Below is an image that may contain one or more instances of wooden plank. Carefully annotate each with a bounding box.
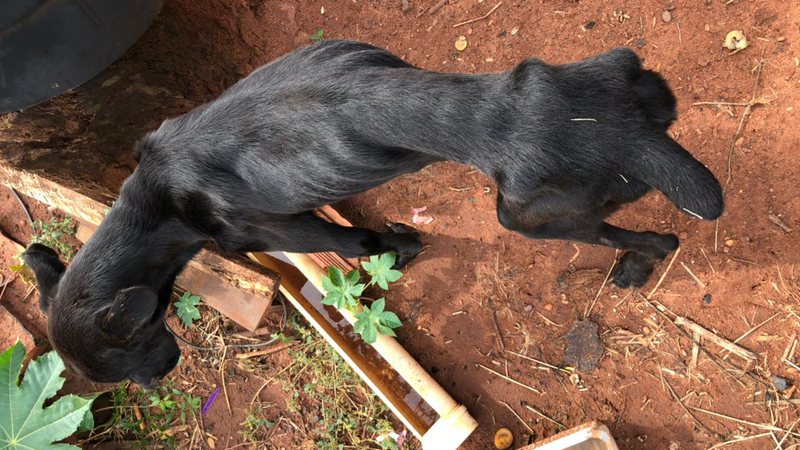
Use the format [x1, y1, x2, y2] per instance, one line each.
[0, 164, 279, 331]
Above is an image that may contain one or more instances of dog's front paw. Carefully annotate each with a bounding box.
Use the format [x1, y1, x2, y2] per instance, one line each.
[612, 252, 654, 288]
[386, 222, 422, 269]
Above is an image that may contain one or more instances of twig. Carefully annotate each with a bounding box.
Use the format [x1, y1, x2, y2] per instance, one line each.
[680, 262, 706, 288]
[647, 246, 681, 299]
[693, 101, 753, 107]
[218, 338, 232, 413]
[499, 400, 534, 433]
[492, 310, 506, 351]
[700, 248, 716, 273]
[707, 433, 772, 449]
[453, 2, 502, 28]
[235, 343, 296, 359]
[724, 52, 766, 192]
[689, 406, 800, 438]
[427, 0, 447, 15]
[523, 403, 565, 429]
[584, 251, 618, 318]
[767, 214, 793, 233]
[506, 350, 571, 373]
[674, 316, 757, 361]
[731, 312, 779, 346]
[662, 377, 721, 439]
[477, 363, 542, 394]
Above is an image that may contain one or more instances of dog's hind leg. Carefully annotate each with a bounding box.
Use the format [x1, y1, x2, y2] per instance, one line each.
[229, 213, 423, 268]
[497, 193, 678, 288]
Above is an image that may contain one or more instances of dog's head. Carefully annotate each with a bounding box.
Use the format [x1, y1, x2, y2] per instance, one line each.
[22, 243, 181, 388]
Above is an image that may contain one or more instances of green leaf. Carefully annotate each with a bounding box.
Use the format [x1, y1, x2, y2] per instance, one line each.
[174, 292, 202, 328]
[0, 342, 95, 450]
[352, 299, 402, 344]
[361, 253, 403, 290]
[378, 311, 402, 330]
[311, 29, 324, 42]
[321, 268, 364, 311]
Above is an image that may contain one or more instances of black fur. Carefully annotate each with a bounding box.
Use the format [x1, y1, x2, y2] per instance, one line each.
[23, 41, 723, 386]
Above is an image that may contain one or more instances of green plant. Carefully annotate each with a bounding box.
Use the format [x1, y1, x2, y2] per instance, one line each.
[108, 380, 200, 449]
[0, 342, 96, 450]
[354, 298, 403, 343]
[239, 403, 275, 444]
[321, 253, 404, 344]
[174, 292, 202, 327]
[311, 29, 324, 42]
[362, 253, 403, 290]
[31, 216, 77, 260]
[278, 315, 401, 449]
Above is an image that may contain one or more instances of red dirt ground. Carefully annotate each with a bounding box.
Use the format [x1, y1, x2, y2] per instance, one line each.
[1, 1, 799, 449]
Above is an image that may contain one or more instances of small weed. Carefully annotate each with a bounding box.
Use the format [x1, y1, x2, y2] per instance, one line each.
[240, 402, 275, 444]
[311, 29, 325, 42]
[276, 315, 403, 448]
[32, 216, 77, 260]
[321, 252, 404, 344]
[107, 380, 200, 449]
[174, 292, 202, 327]
[10, 216, 77, 286]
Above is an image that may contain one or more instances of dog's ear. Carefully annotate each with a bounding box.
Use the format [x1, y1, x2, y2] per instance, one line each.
[21, 243, 66, 314]
[101, 286, 159, 341]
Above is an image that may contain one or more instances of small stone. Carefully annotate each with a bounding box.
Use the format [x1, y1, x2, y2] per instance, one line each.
[510, 26, 519, 35]
[524, 304, 533, 313]
[669, 442, 681, 450]
[467, 196, 476, 203]
[635, 38, 646, 48]
[485, 57, 494, 62]
[207, 437, 217, 449]
[642, 326, 651, 335]
[725, 239, 734, 247]
[776, 36, 786, 42]
[544, 304, 553, 311]
[582, 21, 596, 31]
[564, 320, 604, 372]
[772, 375, 792, 392]
[455, 36, 468, 51]
[320, 6, 325, 14]
[494, 427, 514, 449]
[703, 293, 713, 304]
[679, 232, 689, 240]
[662, 10, 672, 23]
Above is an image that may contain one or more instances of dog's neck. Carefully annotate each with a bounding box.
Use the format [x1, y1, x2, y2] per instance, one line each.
[59, 171, 205, 308]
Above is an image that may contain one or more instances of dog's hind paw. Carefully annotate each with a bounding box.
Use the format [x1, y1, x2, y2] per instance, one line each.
[385, 222, 422, 269]
[611, 251, 654, 288]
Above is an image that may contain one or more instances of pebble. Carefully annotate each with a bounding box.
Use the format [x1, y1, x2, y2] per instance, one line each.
[511, 26, 519, 35]
[776, 36, 786, 42]
[544, 303, 553, 311]
[662, 10, 672, 23]
[724, 239, 734, 247]
[635, 38, 646, 48]
[772, 375, 792, 392]
[524, 304, 533, 313]
[703, 293, 713, 304]
[494, 427, 514, 449]
[455, 36, 468, 51]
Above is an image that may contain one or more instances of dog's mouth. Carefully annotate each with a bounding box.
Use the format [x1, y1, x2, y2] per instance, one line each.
[132, 353, 181, 389]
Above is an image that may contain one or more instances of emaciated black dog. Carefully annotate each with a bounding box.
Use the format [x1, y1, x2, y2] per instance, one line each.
[23, 40, 723, 387]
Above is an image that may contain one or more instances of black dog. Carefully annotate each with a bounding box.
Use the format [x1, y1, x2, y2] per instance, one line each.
[23, 40, 722, 387]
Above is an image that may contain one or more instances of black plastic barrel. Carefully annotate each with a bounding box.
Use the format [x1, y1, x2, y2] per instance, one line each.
[0, 0, 163, 113]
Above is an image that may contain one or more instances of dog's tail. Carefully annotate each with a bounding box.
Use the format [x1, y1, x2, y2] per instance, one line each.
[626, 134, 724, 220]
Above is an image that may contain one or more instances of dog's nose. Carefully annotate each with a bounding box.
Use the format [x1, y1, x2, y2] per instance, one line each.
[132, 375, 160, 390]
